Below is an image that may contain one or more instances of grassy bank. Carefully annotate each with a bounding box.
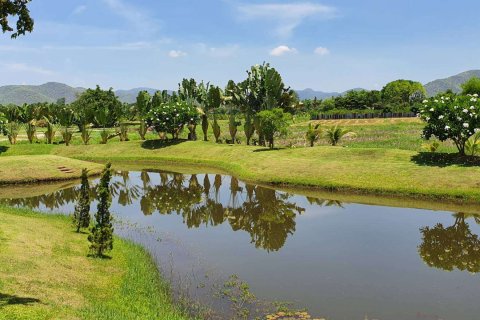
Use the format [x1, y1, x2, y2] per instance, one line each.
[0, 207, 189, 320]
[0, 138, 477, 202]
[0, 155, 102, 185]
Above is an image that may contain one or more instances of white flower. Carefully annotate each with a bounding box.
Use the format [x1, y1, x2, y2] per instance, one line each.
[445, 97, 450, 100]
[463, 123, 469, 128]
[438, 115, 444, 119]
[471, 106, 475, 110]
[430, 108, 435, 112]
[454, 106, 459, 109]
[457, 117, 462, 121]
[441, 96, 445, 100]
[434, 99, 439, 103]
[426, 117, 430, 121]
[445, 125, 450, 130]
[422, 100, 428, 103]
[463, 109, 469, 113]
[474, 94, 479, 97]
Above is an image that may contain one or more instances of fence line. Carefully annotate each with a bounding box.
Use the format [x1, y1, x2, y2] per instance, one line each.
[311, 112, 417, 120]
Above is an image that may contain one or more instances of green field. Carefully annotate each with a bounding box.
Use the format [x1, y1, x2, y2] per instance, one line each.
[0, 207, 189, 320]
[0, 118, 478, 202]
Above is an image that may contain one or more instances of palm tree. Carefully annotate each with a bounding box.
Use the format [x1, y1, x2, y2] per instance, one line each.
[325, 125, 355, 146]
[305, 123, 321, 147]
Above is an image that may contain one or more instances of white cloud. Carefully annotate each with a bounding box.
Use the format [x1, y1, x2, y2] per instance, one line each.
[314, 46, 330, 56]
[237, 2, 336, 37]
[270, 45, 298, 56]
[72, 5, 87, 15]
[2, 63, 54, 75]
[169, 50, 187, 58]
[102, 0, 160, 34]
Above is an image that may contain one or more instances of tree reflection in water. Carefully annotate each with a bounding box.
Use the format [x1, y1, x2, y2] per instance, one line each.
[0, 171, 347, 252]
[419, 213, 480, 273]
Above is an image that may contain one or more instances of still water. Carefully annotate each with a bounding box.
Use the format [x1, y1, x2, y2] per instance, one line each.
[2, 170, 480, 320]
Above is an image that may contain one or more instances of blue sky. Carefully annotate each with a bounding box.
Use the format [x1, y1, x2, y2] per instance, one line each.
[1, 0, 479, 91]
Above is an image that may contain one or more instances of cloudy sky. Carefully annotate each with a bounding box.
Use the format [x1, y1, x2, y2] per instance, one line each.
[1, 0, 479, 91]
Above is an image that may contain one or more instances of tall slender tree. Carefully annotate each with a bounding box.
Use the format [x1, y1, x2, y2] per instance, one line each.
[72, 169, 91, 232]
[88, 163, 114, 257]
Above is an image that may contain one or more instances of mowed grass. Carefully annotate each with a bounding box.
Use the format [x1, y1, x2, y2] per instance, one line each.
[0, 155, 103, 185]
[0, 207, 189, 320]
[0, 117, 478, 201]
[0, 117, 444, 152]
[0, 140, 466, 202]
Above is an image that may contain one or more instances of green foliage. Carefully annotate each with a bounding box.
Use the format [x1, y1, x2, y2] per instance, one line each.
[117, 123, 130, 142]
[461, 77, 480, 96]
[88, 163, 114, 258]
[73, 169, 91, 233]
[257, 108, 291, 149]
[305, 123, 321, 147]
[136, 91, 151, 140]
[228, 113, 241, 142]
[72, 86, 122, 128]
[382, 80, 426, 105]
[465, 132, 480, 156]
[419, 94, 480, 155]
[0, 0, 34, 38]
[243, 114, 255, 145]
[213, 116, 221, 143]
[147, 101, 199, 139]
[325, 126, 355, 146]
[421, 140, 440, 153]
[81, 125, 92, 145]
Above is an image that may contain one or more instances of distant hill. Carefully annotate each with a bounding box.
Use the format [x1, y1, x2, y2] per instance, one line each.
[115, 87, 160, 104]
[0, 83, 166, 105]
[424, 70, 480, 96]
[2, 70, 480, 105]
[295, 88, 365, 100]
[0, 82, 85, 105]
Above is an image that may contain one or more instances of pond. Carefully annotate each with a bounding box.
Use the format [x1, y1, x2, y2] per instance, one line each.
[2, 170, 480, 319]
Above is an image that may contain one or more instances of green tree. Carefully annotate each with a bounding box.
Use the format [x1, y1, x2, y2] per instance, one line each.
[72, 169, 91, 233]
[461, 77, 480, 95]
[381, 80, 426, 106]
[136, 91, 151, 140]
[147, 101, 199, 140]
[420, 95, 480, 155]
[305, 123, 321, 147]
[0, 0, 34, 38]
[257, 108, 291, 149]
[88, 163, 114, 257]
[57, 105, 75, 146]
[72, 85, 121, 128]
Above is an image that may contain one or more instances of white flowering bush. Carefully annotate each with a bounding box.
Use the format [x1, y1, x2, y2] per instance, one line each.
[147, 101, 199, 139]
[419, 94, 480, 155]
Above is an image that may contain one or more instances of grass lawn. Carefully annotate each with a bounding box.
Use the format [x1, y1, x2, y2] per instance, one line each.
[0, 155, 103, 185]
[0, 118, 478, 202]
[0, 206, 189, 320]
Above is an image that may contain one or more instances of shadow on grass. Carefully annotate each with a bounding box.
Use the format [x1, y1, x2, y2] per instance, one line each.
[253, 148, 282, 152]
[411, 152, 480, 168]
[141, 139, 186, 150]
[0, 293, 41, 307]
[0, 146, 9, 155]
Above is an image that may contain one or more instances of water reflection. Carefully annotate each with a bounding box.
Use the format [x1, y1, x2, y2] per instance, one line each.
[419, 213, 480, 273]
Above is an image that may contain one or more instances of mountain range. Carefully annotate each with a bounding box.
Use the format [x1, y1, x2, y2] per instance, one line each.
[0, 70, 479, 105]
